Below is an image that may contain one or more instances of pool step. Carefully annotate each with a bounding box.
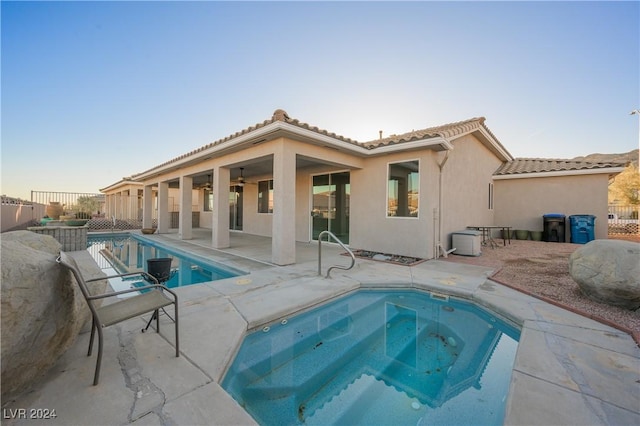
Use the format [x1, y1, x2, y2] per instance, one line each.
[305, 373, 422, 425]
[297, 319, 464, 419]
[241, 308, 385, 400]
[241, 313, 444, 419]
[230, 293, 387, 387]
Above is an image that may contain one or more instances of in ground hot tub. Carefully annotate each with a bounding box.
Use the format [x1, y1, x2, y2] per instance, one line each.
[222, 289, 520, 425]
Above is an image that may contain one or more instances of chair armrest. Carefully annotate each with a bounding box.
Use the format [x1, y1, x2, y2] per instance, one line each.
[86, 271, 159, 285]
[87, 284, 178, 301]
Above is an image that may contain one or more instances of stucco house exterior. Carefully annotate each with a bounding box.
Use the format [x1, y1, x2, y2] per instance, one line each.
[101, 109, 625, 265]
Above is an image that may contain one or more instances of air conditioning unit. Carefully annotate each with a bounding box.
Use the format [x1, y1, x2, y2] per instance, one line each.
[451, 230, 482, 256]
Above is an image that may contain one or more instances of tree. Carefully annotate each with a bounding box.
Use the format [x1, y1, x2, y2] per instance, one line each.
[75, 196, 102, 215]
[609, 164, 640, 205]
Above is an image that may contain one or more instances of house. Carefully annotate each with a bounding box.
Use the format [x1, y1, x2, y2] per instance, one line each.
[100, 109, 625, 265]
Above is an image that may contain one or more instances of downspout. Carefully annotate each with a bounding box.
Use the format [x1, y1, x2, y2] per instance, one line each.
[435, 138, 455, 259]
[436, 151, 449, 258]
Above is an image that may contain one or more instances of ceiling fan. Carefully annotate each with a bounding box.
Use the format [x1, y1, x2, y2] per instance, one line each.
[231, 168, 257, 187]
[237, 168, 245, 187]
[197, 175, 212, 190]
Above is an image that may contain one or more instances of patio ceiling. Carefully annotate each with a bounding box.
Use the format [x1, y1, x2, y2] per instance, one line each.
[167, 155, 349, 189]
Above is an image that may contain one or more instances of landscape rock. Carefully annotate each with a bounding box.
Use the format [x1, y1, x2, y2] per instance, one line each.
[0, 231, 101, 401]
[568, 239, 640, 310]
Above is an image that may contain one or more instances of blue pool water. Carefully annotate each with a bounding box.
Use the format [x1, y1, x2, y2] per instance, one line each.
[222, 290, 520, 426]
[87, 233, 244, 290]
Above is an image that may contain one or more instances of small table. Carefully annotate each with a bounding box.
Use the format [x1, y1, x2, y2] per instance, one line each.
[466, 226, 512, 248]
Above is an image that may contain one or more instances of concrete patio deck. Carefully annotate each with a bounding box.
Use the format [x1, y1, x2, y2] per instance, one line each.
[3, 230, 639, 425]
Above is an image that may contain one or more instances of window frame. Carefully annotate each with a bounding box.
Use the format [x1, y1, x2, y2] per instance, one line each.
[386, 159, 420, 219]
[488, 182, 494, 210]
[257, 179, 274, 214]
[203, 189, 213, 212]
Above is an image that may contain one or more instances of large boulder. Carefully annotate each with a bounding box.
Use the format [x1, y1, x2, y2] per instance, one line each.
[1, 231, 101, 401]
[569, 239, 640, 310]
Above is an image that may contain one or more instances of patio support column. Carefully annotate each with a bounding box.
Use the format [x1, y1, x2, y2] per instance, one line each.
[179, 176, 193, 240]
[272, 145, 296, 265]
[212, 167, 230, 248]
[114, 192, 121, 220]
[142, 185, 153, 229]
[157, 182, 169, 234]
[104, 195, 111, 218]
[130, 190, 138, 223]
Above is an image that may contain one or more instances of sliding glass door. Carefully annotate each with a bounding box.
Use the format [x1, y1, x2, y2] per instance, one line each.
[312, 172, 350, 243]
[229, 185, 243, 231]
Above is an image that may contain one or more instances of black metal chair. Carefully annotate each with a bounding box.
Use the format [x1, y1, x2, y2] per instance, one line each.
[57, 251, 179, 386]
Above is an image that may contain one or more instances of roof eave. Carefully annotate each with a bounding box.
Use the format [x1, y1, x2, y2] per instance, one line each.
[367, 137, 453, 155]
[492, 167, 626, 180]
[131, 122, 460, 182]
[132, 122, 282, 181]
[99, 179, 143, 193]
[474, 127, 513, 162]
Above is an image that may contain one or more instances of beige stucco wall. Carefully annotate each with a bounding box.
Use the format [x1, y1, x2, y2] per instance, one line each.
[106, 128, 612, 262]
[349, 150, 438, 259]
[107, 132, 506, 261]
[494, 173, 610, 240]
[1, 203, 46, 232]
[440, 135, 502, 250]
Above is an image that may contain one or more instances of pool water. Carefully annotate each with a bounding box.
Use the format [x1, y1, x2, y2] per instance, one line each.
[87, 233, 244, 290]
[222, 290, 520, 426]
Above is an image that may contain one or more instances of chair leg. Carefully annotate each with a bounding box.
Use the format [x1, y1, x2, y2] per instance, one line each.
[93, 327, 104, 386]
[174, 303, 179, 357]
[155, 309, 160, 333]
[88, 319, 96, 356]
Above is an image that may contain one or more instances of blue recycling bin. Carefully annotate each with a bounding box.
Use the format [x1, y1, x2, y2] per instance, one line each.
[569, 215, 596, 244]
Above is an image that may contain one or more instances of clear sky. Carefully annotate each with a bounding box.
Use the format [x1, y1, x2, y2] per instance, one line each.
[2, 1, 639, 200]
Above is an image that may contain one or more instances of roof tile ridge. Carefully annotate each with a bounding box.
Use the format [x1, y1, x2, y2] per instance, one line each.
[272, 109, 361, 145]
[432, 116, 485, 139]
[363, 116, 486, 148]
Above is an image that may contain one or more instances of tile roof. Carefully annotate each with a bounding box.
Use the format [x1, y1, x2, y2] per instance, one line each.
[131, 109, 510, 179]
[363, 117, 488, 148]
[494, 158, 627, 176]
[133, 109, 362, 177]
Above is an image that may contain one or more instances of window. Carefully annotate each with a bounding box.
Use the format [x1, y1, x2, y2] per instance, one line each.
[204, 189, 213, 211]
[258, 180, 274, 213]
[488, 183, 494, 210]
[387, 160, 419, 217]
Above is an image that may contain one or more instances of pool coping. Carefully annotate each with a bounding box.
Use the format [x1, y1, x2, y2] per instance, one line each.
[212, 260, 640, 426]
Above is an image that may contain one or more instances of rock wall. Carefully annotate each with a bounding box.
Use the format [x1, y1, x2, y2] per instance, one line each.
[1, 231, 105, 402]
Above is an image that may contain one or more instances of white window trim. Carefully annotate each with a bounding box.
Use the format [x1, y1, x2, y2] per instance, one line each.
[386, 159, 420, 219]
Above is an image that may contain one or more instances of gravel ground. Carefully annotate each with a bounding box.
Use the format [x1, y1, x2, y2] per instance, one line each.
[443, 236, 640, 340]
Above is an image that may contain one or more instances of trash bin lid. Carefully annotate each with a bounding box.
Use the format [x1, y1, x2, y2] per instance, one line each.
[543, 213, 565, 218]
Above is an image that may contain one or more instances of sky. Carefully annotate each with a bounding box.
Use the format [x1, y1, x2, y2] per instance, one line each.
[2, 1, 639, 201]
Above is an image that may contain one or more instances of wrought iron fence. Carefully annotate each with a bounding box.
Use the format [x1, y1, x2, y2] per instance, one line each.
[31, 191, 105, 218]
[608, 204, 639, 234]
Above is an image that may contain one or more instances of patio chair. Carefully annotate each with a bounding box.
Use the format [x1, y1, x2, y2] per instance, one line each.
[56, 251, 179, 385]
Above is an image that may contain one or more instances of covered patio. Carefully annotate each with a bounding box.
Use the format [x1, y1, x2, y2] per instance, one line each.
[144, 227, 352, 273]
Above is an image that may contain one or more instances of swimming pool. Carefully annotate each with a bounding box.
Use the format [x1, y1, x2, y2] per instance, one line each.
[87, 233, 245, 290]
[222, 289, 520, 425]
